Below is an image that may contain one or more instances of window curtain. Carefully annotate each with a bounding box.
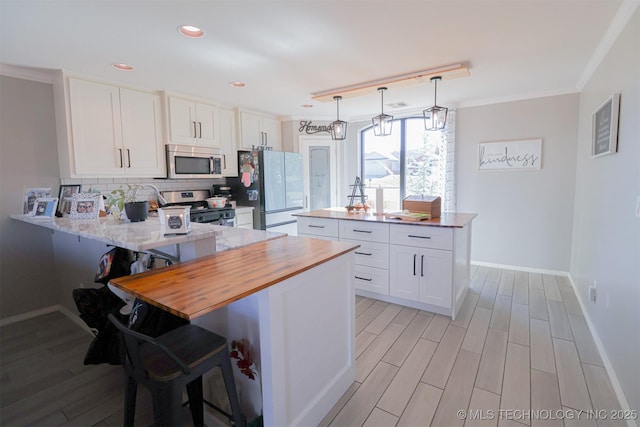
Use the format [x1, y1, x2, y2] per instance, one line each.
[442, 110, 456, 212]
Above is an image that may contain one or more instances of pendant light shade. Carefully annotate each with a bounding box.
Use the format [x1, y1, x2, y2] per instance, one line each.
[423, 76, 448, 131]
[331, 96, 348, 140]
[372, 87, 393, 136]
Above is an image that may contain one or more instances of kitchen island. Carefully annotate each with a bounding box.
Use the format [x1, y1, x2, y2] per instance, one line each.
[12, 214, 359, 426]
[295, 208, 476, 319]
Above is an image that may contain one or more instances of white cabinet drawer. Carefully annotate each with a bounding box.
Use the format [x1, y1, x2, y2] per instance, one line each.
[297, 217, 339, 238]
[353, 265, 389, 295]
[339, 220, 389, 243]
[390, 224, 453, 250]
[341, 238, 389, 269]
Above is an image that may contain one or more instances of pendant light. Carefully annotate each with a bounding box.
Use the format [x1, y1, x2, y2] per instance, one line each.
[372, 87, 393, 136]
[423, 76, 448, 131]
[330, 96, 348, 140]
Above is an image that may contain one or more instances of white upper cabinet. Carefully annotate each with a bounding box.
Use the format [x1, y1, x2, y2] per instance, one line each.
[218, 106, 238, 177]
[168, 96, 219, 148]
[238, 110, 282, 151]
[66, 78, 165, 177]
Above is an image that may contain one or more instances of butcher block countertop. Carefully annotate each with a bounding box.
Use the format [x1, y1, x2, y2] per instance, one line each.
[109, 236, 359, 320]
[294, 208, 477, 228]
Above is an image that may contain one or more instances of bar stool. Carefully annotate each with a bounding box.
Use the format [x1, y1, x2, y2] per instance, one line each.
[108, 313, 245, 427]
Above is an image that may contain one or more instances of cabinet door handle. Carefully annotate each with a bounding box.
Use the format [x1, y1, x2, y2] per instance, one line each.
[353, 229, 372, 234]
[222, 154, 226, 169]
[126, 149, 131, 168]
[118, 149, 124, 168]
[355, 276, 372, 282]
[408, 234, 431, 239]
[413, 254, 417, 276]
[198, 121, 202, 138]
[193, 121, 197, 138]
[421, 255, 424, 277]
[308, 224, 325, 229]
[264, 132, 268, 146]
[355, 251, 372, 256]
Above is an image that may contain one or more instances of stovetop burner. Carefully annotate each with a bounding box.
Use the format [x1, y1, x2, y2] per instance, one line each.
[160, 190, 235, 224]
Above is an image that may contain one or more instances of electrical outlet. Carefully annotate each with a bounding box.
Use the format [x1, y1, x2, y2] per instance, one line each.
[589, 281, 597, 303]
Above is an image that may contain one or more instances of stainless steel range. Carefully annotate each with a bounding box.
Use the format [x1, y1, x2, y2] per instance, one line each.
[161, 190, 235, 226]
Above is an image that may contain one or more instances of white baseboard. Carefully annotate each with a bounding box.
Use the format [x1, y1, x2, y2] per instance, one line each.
[566, 275, 637, 427]
[0, 304, 94, 336]
[471, 260, 569, 277]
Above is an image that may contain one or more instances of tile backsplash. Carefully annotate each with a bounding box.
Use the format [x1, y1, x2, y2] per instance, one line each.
[60, 177, 227, 201]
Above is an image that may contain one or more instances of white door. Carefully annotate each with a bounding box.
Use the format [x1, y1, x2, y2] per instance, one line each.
[300, 137, 339, 211]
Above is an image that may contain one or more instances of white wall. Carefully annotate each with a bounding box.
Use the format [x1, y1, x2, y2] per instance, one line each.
[0, 76, 61, 318]
[456, 94, 579, 272]
[571, 8, 640, 413]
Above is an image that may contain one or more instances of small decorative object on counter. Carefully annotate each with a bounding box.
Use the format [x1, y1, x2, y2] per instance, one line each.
[402, 195, 441, 218]
[30, 197, 58, 218]
[69, 193, 101, 219]
[160, 206, 191, 235]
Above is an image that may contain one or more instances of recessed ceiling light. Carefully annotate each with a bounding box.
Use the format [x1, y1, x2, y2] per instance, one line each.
[230, 81, 246, 88]
[302, 104, 314, 108]
[113, 63, 134, 71]
[178, 25, 204, 38]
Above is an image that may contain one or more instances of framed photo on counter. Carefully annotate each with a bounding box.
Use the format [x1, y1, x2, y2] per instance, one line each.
[22, 187, 52, 214]
[57, 184, 82, 216]
[31, 198, 59, 218]
[69, 193, 100, 219]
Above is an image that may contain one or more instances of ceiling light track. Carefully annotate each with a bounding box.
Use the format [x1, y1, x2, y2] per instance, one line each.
[311, 63, 469, 102]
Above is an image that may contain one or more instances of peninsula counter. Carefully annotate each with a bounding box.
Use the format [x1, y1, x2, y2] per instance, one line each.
[111, 236, 359, 426]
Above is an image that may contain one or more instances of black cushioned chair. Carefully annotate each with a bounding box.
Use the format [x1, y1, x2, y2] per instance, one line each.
[108, 313, 245, 427]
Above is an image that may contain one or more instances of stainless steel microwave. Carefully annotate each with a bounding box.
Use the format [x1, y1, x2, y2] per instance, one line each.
[166, 144, 223, 179]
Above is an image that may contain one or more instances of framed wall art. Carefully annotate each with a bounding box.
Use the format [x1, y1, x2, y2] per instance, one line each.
[592, 93, 620, 157]
[69, 193, 100, 219]
[478, 139, 542, 171]
[57, 184, 82, 216]
[31, 198, 59, 217]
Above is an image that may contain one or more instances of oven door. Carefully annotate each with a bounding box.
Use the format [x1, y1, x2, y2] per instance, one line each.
[166, 144, 223, 179]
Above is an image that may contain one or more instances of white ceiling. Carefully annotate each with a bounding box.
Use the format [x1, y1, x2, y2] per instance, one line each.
[0, 1, 633, 121]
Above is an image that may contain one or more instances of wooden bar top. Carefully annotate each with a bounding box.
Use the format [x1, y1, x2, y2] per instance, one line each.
[294, 208, 477, 228]
[109, 236, 359, 320]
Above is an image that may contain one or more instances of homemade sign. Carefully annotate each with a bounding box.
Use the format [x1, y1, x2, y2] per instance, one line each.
[478, 139, 542, 171]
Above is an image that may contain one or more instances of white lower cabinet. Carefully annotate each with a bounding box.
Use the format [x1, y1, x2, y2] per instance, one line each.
[389, 245, 452, 308]
[354, 264, 389, 295]
[297, 215, 472, 318]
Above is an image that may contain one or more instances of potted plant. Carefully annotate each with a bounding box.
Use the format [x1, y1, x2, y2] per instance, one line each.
[106, 185, 149, 222]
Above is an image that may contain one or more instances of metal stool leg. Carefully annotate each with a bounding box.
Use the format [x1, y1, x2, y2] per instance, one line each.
[220, 350, 246, 427]
[186, 376, 205, 427]
[123, 375, 137, 427]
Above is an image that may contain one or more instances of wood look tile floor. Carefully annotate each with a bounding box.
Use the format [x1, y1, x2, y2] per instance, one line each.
[0, 267, 624, 426]
[321, 267, 624, 427]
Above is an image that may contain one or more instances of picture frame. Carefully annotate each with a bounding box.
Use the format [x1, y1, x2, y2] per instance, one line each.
[57, 184, 82, 216]
[23, 187, 52, 214]
[478, 139, 542, 171]
[69, 193, 100, 219]
[31, 198, 59, 218]
[592, 93, 620, 157]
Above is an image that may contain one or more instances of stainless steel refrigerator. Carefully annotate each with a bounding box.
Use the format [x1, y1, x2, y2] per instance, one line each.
[229, 150, 303, 231]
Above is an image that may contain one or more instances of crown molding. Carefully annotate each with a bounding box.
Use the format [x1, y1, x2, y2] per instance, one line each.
[0, 63, 56, 84]
[577, 0, 639, 91]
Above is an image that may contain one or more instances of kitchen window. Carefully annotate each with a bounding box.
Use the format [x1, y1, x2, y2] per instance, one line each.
[360, 114, 456, 212]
